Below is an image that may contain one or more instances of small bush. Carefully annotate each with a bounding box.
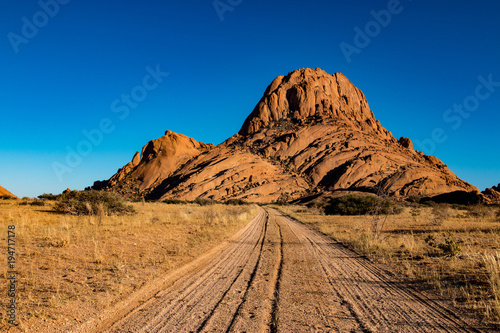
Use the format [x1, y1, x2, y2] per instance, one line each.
[162, 199, 189, 205]
[431, 204, 450, 226]
[53, 190, 135, 215]
[305, 201, 327, 209]
[30, 199, 46, 206]
[324, 194, 401, 216]
[272, 201, 291, 206]
[38, 193, 59, 201]
[438, 238, 461, 256]
[425, 233, 461, 256]
[410, 207, 421, 217]
[224, 199, 249, 205]
[467, 205, 493, 218]
[194, 197, 219, 206]
[0, 195, 16, 200]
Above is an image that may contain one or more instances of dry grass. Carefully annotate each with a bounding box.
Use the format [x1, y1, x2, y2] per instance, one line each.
[275, 204, 500, 325]
[0, 199, 258, 332]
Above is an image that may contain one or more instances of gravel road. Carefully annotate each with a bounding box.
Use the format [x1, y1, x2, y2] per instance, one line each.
[93, 208, 486, 332]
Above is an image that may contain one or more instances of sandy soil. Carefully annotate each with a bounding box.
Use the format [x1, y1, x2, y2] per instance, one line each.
[80, 208, 488, 332]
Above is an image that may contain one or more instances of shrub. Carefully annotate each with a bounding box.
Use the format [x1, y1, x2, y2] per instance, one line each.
[30, 199, 46, 206]
[305, 201, 327, 209]
[272, 200, 291, 206]
[38, 193, 59, 201]
[431, 204, 450, 226]
[467, 205, 493, 218]
[410, 207, 421, 217]
[438, 238, 461, 256]
[53, 190, 135, 215]
[194, 197, 219, 206]
[424, 233, 461, 256]
[162, 199, 189, 205]
[224, 199, 249, 205]
[324, 194, 402, 216]
[496, 209, 500, 221]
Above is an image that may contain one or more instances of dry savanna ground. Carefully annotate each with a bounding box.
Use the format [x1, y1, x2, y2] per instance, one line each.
[0, 199, 258, 332]
[275, 203, 500, 326]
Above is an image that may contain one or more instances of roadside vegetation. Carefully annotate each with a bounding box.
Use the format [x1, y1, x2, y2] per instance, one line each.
[0, 197, 258, 332]
[275, 199, 500, 325]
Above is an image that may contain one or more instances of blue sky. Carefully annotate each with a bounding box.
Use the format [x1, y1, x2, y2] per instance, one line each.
[1, 0, 499, 198]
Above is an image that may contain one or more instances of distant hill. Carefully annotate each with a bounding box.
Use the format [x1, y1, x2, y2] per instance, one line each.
[0, 185, 17, 199]
[92, 68, 491, 204]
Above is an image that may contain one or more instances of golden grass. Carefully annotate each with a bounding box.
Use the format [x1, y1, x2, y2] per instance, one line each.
[0, 199, 258, 332]
[275, 204, 500, 324]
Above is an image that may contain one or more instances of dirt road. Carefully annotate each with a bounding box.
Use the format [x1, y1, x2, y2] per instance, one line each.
[92, 208, 485, 332]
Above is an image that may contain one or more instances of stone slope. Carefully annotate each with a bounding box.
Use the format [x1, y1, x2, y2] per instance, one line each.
[93, 68, 480, 203]
[0, 185, 17, 199]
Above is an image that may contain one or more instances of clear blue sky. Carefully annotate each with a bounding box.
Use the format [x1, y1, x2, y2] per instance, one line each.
[1, 0, 499, 198]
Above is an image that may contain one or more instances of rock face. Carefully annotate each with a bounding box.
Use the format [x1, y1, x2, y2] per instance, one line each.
[0, 185, 17, 199]
[93, 131, 214, 198]
[239, 68, 391, 140]
[93, 68, 480, 203]
[483, 184, 500, 204]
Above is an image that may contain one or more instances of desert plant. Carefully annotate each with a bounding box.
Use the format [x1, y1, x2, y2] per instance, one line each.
[425, 233, 461, 256]
[224, 198, 249, 206]
[438, 238, 461, 255]
[162, 199, 189, 205]
[484, 252, 500, 317]
[305, 201, 327, 209]
[410, 207, 421, 216]
[430, 204, 450, 226]
[38, 193, 59, 201]
[194, 197, 219, 206]
[30, 199, 47, 206]
[53, 190, 135, 216]
[324, 194, 401, 216]
[467, 205, 493, 218]
[406, 194, 422, 204]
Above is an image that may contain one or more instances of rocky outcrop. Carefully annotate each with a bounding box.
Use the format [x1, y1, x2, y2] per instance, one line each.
[93, 131, 214, 197]
[93, 68, 480, 203]
[482, 184, 500, 204]
[0, 185, 17, 199]
[398, 137, 413, 150]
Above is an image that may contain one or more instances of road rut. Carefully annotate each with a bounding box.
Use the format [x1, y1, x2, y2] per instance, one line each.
[96, 208, 485, 332]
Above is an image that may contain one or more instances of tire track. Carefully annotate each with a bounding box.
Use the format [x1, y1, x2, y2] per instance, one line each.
[223, 212, 269, 332]
[269, 220, 283, 333]
[282, 212, 483, 332]
[88, 208, 487, 333]
[104, 210, 267, 333]
[195, 211, 270, 332]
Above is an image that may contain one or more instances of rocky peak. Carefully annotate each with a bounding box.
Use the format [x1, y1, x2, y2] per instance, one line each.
[239, 68, 392, 139]
[99, 130, 214, 192]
